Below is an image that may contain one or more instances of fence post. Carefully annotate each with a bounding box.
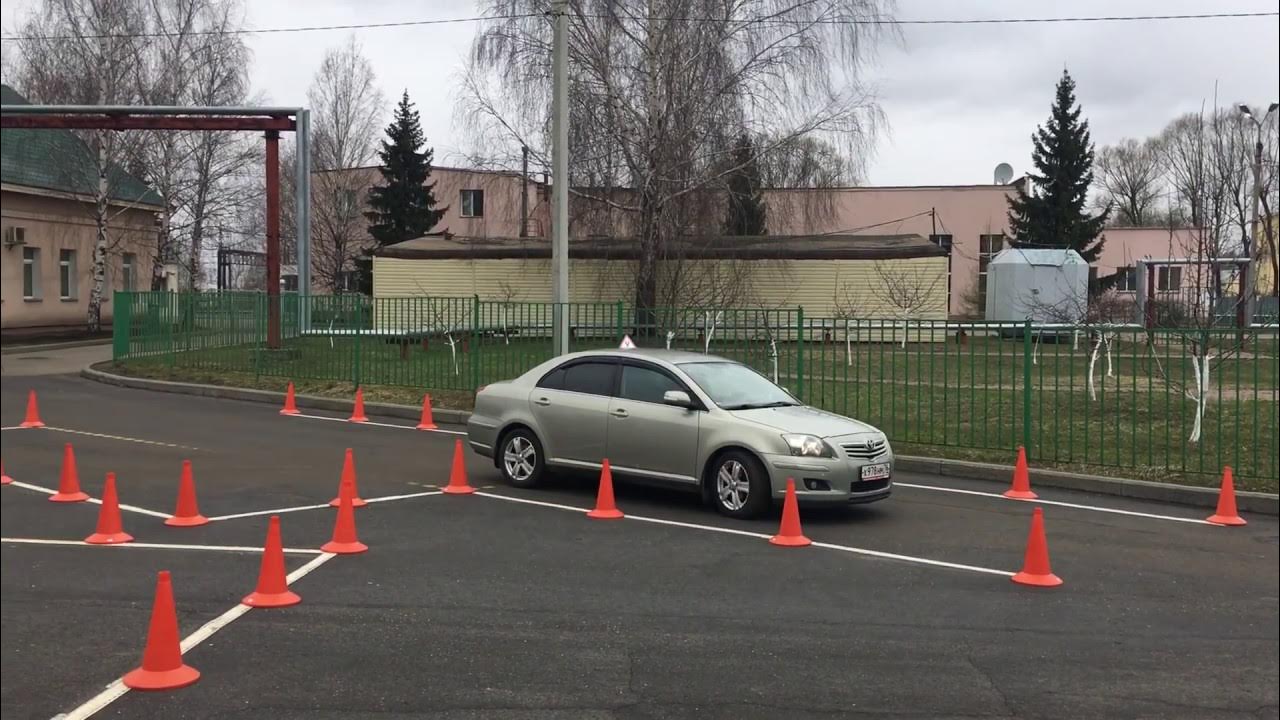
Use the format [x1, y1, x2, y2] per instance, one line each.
[615, 300, 625, 341]
[795, 306, 805, 401]
[353, 295, 362, 388]
[1022, 319, 1033, 454]
[112, 291, 131, 360]
[471, 295, 482, 392]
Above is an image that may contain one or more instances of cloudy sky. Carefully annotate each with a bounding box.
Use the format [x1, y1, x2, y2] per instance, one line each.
[3, 0, 1278, 186]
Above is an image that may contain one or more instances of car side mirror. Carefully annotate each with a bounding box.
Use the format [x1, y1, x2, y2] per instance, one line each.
[663, 390, 695, 409]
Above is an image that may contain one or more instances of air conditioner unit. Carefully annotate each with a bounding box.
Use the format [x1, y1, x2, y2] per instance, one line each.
[3, 226, 27, 249]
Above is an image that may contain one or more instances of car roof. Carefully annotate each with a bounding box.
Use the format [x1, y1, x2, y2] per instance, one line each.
[563, 348, 734, 365]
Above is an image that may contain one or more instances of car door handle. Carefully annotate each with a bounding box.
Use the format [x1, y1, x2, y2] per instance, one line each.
[611, 408, 629, 418]
[534, 397, 551, 406]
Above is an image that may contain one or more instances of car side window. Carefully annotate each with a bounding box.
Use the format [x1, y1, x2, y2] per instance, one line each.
[537, 367, 565, 390]
[560, 361, 617, 396]
[619, 364, 682, 404]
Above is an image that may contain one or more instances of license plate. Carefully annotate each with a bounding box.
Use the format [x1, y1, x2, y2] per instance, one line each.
[860, 462, 890, 480]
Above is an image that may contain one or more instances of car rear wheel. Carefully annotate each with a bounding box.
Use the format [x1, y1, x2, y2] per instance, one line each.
[710, 450, 770, 519]
[500, 428, 545, 488]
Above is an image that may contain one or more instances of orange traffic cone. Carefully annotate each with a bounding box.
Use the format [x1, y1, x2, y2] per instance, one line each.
[321, 478, 367, 554]
[1003, 446, 1037, 500]
[348, 387, 368, 423]
[415, 394, 438, 431]
[85, 472, 133, 545]
[243, 516, 301, 607]
[20, 389, 45, 428]
[50, 443, 89, 502]
[123, 571, 200, 690]
[587, 459, 624, 519]
[1011, 507, 1063, 587]
[1206, 466, 1246, 526]
[769, 478, 811, 547]
[442, 439, 475, 495]
[165, 460, 209, 527]
[1, 457, 13, 485]
[328, 448, 367, 507]
[280, 382, 301, 416]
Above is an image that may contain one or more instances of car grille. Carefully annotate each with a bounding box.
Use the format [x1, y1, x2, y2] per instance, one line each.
[851, 478, 890, 494]
[841, 438, 887, 460]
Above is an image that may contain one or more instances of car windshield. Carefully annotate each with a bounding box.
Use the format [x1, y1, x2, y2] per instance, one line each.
[678, 361, 799, 410]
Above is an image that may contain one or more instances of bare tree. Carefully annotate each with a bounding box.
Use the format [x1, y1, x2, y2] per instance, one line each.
[308, 36, 385, 293]
[463, 0, 893, 316]
[870, 261, 946, 348]
[1095, 137, 1164, 226]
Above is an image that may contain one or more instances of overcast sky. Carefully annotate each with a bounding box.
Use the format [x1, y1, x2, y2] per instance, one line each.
[3, 0, 1278, 186]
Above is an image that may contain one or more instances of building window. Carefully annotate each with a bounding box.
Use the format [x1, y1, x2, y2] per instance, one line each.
[1115, 266, 1137, 292]
[23, 247, 41, 299]
[460, 189, 485, 218]
[1156, 266, 1182, 292]
[338, 189, 359, 220]
[122, 253, 136, 291]
[977, 233, 1005, 307]
[59, 249, 77, 299]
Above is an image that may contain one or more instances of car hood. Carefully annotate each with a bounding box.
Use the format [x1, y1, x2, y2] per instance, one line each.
[728, 405, 879, 438]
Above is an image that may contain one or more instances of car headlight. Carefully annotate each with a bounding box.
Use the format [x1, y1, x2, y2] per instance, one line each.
[782, 434, 835, 458]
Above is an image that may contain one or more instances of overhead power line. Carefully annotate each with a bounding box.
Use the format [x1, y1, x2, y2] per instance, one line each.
[2, 10, 1276, 42]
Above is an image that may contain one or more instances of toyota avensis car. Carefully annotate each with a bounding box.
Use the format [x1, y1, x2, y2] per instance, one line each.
[466, 348, 893, 519]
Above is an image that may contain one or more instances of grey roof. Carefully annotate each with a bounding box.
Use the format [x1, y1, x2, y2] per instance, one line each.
[989, 248, 1087, 266]
[1, 84, 163, 207]
[374, 232, 945, 261]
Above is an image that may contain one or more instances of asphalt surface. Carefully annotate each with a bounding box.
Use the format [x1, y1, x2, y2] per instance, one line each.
[1, 367, 1277, 720]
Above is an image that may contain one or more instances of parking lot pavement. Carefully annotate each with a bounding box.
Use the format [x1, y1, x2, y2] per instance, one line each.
[2, 373, 1278, 719]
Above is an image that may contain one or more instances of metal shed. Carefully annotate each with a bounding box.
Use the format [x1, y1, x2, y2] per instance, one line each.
[984, 248, 1089, 323]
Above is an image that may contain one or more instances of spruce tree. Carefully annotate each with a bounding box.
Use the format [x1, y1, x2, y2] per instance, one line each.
[1007, 70, 1109, 263]
[365, 91, 446, 247]
[723, 135, 768, 236]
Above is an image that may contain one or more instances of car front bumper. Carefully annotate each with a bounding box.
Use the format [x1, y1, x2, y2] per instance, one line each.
[761, 452, 893, 505]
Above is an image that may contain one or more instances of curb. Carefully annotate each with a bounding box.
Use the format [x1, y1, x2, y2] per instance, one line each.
[3, 338, 111, 355]
[79, 365, 471, 427]
[80, 364, 1278, 517]
[894, 456, 1278, 516]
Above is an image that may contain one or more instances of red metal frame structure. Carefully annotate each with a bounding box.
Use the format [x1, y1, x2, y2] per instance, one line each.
[1138, 257, 1249, 329]
[0, 104, 312, 348]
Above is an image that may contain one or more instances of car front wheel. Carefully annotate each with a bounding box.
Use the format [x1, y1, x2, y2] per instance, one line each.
[500, 428, 545, 488]
[710, 450, 771, 519]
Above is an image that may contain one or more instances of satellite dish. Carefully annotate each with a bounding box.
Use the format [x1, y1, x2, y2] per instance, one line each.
[994, 163, 1014, 185]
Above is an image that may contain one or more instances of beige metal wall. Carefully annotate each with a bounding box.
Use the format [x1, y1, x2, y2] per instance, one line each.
[1, 188, 159, 335]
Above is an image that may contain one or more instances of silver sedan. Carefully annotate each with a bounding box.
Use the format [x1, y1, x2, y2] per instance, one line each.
[466, 348, 894, 519]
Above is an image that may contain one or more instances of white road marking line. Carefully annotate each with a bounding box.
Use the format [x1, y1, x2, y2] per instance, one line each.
[288, 412, 467, 435]
[895, 481, 1213, 525]
[473, 491, 1012, 577]
[7, 480, 171, 519]
[59, 552, 334, 720]
[0, 537, 322, 555]
[38, 426, 200, 450]
[206, 489, 445, 522]
[1, 425, 27, 431]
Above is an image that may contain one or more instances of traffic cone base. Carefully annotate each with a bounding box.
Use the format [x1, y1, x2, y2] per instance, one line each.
[165, 514, 210, 528]
[1003, 446, 1038, 500]
[320, 538, 369, 554]
[280, 382, 301, 416]
[20, 390, 45, 428]
[769, 479, 811, 547]
[243, 589, 301, 607]
[1206, 466, 1246, 526]
[50, 491, 90, 502]
[1011, 569, 1063, 587]
[1, 458, 14, 484]
[348, 387, 368, 423]
[123, 571, 199, 691]
[416, 394, 438, 430]
[328, 496, 368, 507]
[443, 439, 475, 494]
[123, 663, 201, 691]
[86, 530, 135, 544]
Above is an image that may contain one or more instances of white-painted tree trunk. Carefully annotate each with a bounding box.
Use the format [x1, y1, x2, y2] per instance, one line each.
[86, 132, 111, 332]
[1104, 333, 1114, 378]
[704, 311, 720, 353]
[665, 330, 674, 350]
[1032, 330, 1042, 366]
[1087, 333, 1103, 401]
[845, 319, 853, 367]
[770, 336, 779, 383]
[446, 332, 459, 375]
[1187, 352, 1213, 443]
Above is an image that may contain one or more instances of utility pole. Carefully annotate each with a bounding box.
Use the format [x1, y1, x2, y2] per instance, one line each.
[551, 0, 570, 355]
[1238, 102, 1279, 328]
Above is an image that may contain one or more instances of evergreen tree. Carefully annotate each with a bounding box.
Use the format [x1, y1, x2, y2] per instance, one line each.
[1007, 70, 1109, 264]
[723, 135, 768, 236]
[365, 91, 446, 247]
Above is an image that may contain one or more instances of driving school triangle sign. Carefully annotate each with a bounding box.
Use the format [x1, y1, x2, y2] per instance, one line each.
[619, 334, 636, 349]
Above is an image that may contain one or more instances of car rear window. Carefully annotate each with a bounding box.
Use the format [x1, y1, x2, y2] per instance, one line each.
[560, 361, 616, 396]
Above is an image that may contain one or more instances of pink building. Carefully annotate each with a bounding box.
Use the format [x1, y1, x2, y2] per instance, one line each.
[323, 167, 1195, 316]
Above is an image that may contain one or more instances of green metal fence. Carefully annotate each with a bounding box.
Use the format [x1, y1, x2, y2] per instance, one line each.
[112, 291, 1279, 487]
